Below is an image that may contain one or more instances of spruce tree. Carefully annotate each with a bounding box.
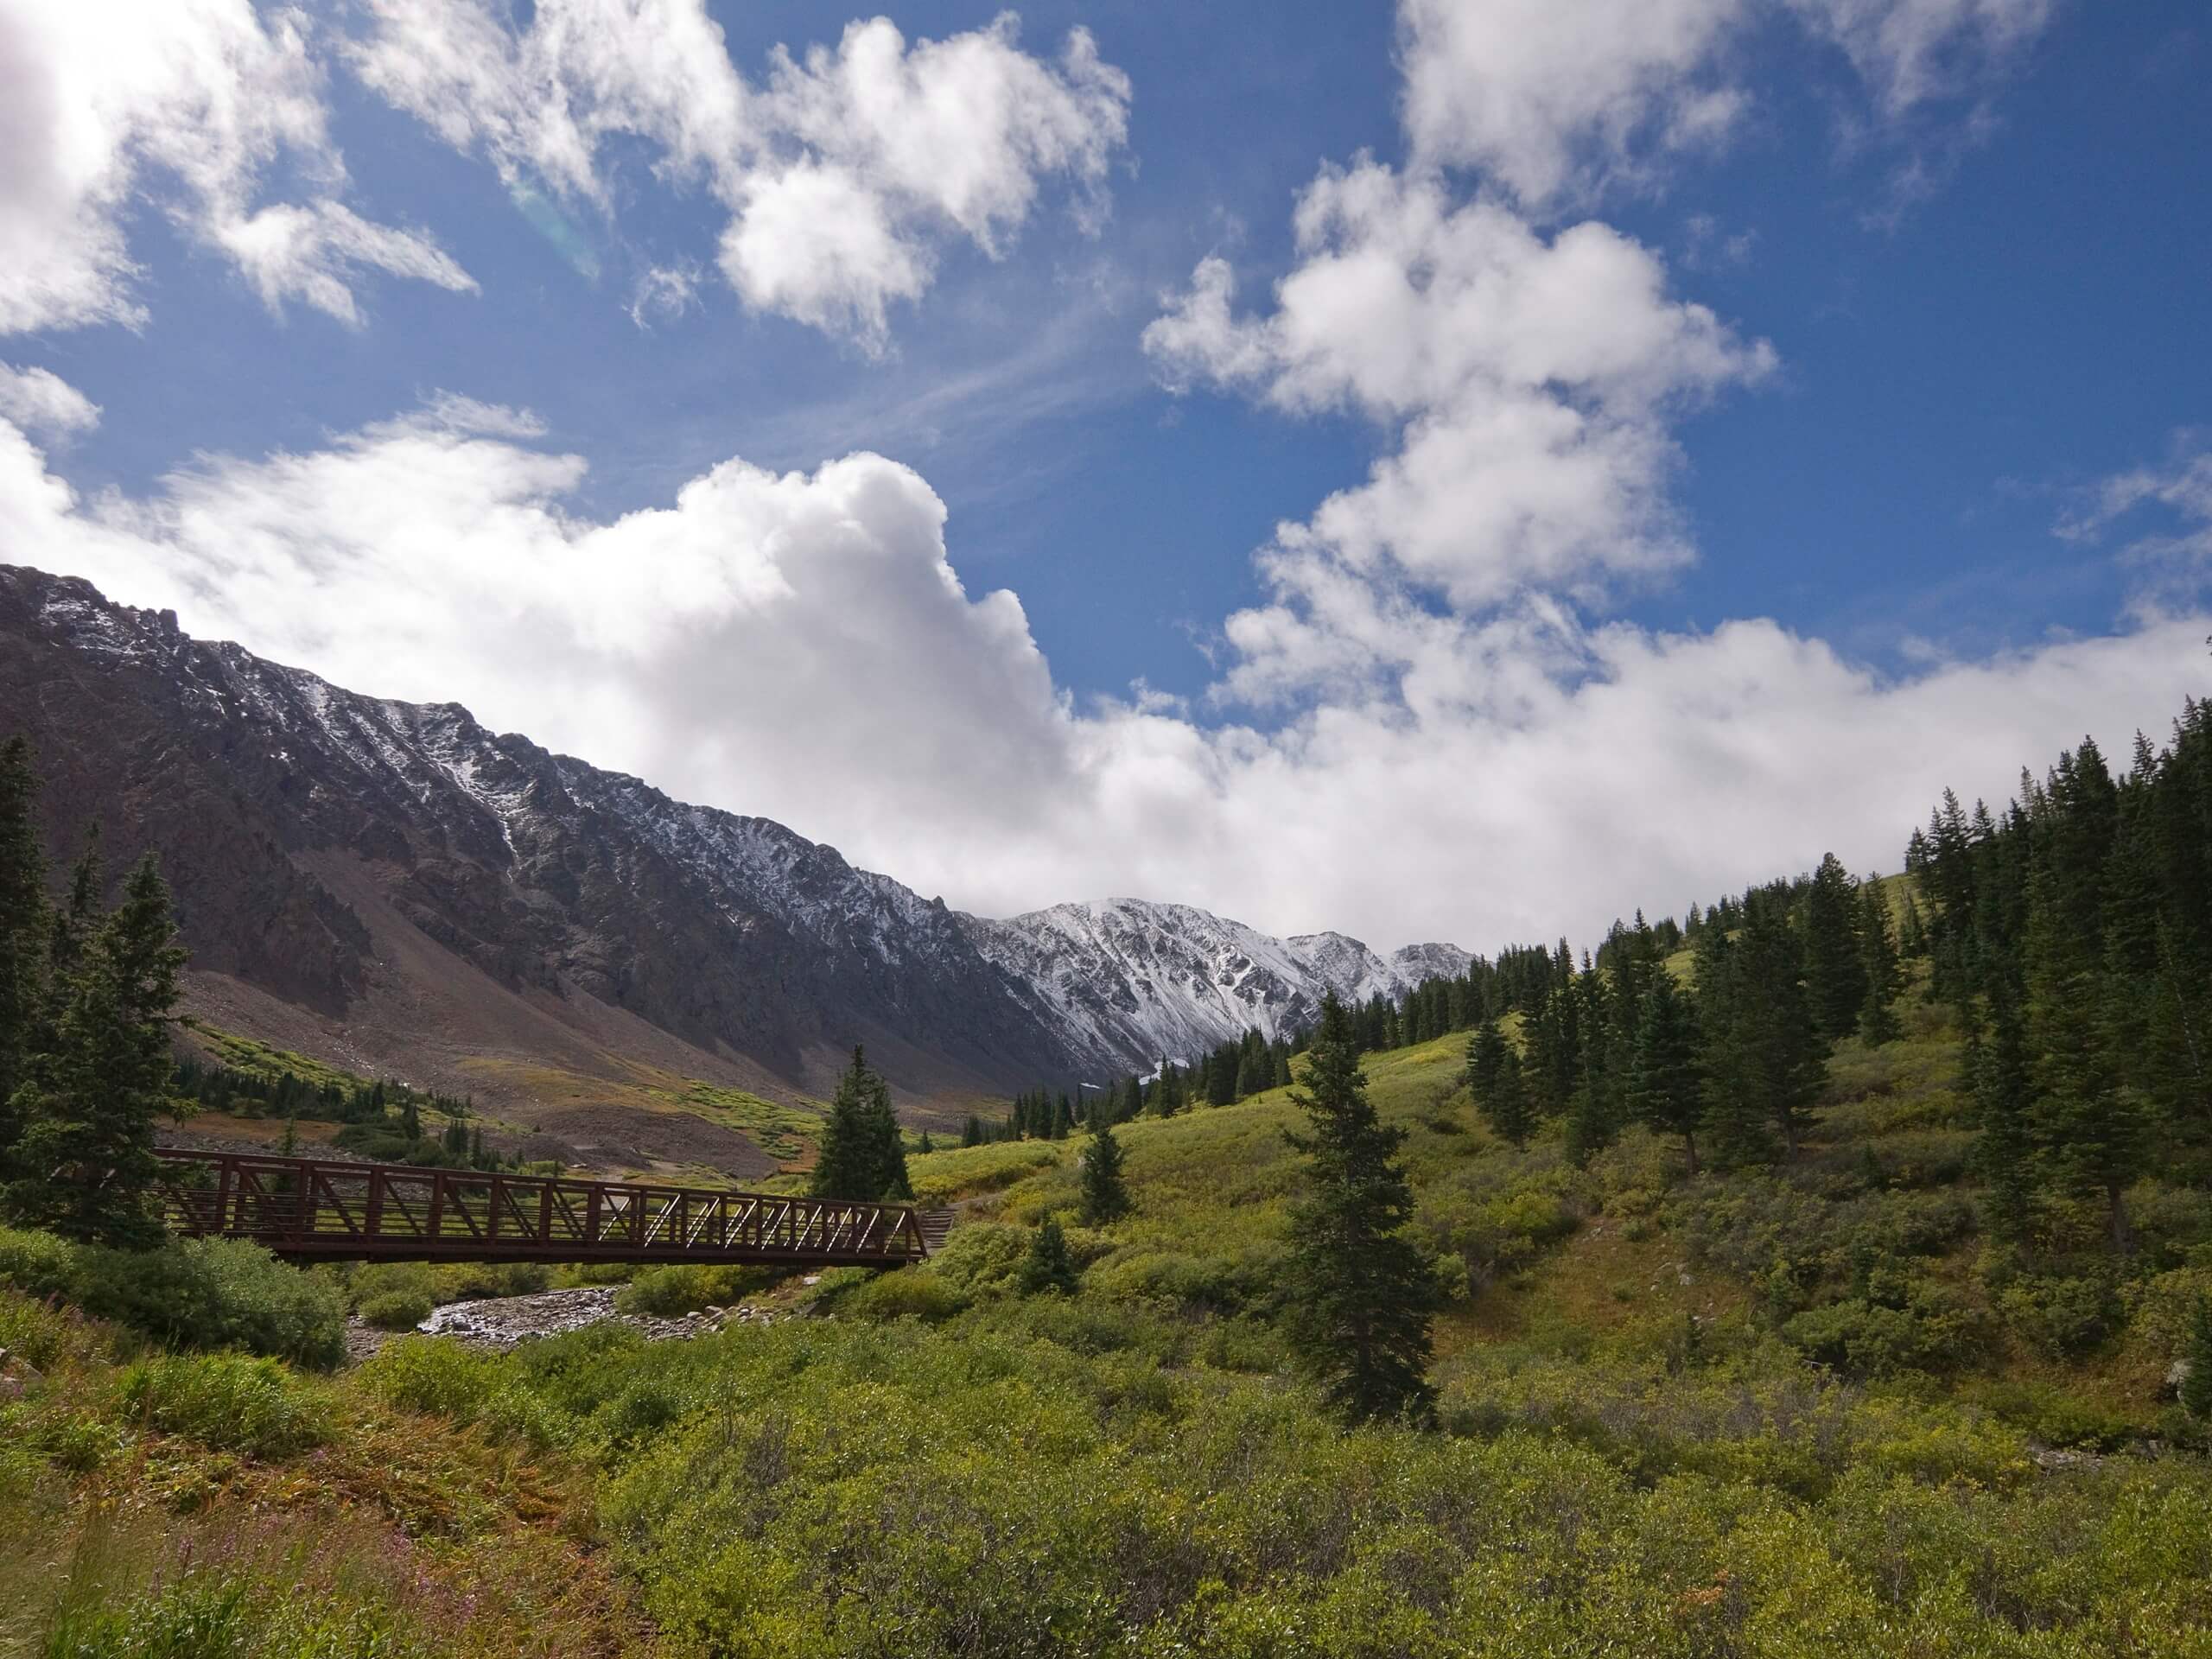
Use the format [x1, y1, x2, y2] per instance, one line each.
[2022, 870, 2146, 1253]
[1466, 1019, 1534, 1147]
[1735, 904, 1826, 1159]
[2183, 1298, 2212, 1421]
[1967, 997, 2036, 1244]
[1628, 972, 1704, 1175]
[1281, 994, 1440, 1425]
[811, 1046, 911, 1201]
[1857, 877, 1904, 1046]
[1803, 853, 1868, 1042]
[0, 737, 46, 1157]
[1018, 1214, 1078, 1294]
[1077, 1113, 1130, 1224]
[4, 855, 185, 1248]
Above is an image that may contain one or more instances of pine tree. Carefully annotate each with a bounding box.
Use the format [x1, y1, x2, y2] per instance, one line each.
[3, 855, 185, 1248]
[1077, 1114, 1130, 1224]
[2021, 869, 2145, 1253]
[1150, 1060, 1184, 1118]
[1803, 853, 1868, 1042]
[1465, 1018, 1534, 1147]
[1281, 995, 1440, 1425]
[1968, 997, 2036, 1244]
[1018, 1214, 1078, 1294]
[2183, 1298, 2212, 1420]
[1735, 903, 1826, 1159]
[0, 737, 47, 1158]
[1857, 877, 1904, 1045]
[1628, 972, 1704, 1174]
[36, 830, 101, 1056]
[1898, 892, 1929, 960]
[811, 1046, 911, 1201]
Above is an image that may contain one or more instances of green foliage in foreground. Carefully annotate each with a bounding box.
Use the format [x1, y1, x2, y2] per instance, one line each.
[0, 1225, 346, 1369]
[337, 1315, 2211, 1658]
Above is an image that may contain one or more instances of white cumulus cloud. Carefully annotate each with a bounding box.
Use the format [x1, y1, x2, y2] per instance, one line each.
[2, 401, 2201, 954]
[0, 363, 99, 441]
[0, 0, 475, 334]
[1397, 0, 2061, 209]
[1146, 161, 1776, 652]
[347, 2, 1130, 351]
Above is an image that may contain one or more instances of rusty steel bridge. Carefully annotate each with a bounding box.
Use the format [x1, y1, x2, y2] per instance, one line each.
[153, 1147, 950, 1267]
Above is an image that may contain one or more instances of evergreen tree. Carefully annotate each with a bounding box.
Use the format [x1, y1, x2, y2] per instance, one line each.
[3, 855, 185, 1247]
[1465, 1018, 1534, 1147]
[1803, 853, 1868, 1042]
[1628, 972, 1704, 1175]
[810, 1046, 912, 1201]
[1734, 904, 1826, 1159]
[1967, 997, 2036, 1244]
[1281, 995, 1440, 1425]
[1898, 892, 1929, 960]
[1150, 1060, 1184, 1118]
[38, 830, 101, 1054]
[0, 737, 46, 1155]
[1018, 1214, 1077, 1294]
[2183, 1298, 2212, 1420]
[1857, 878, 1904, 1046]
[2022, 870, 2145, 1253]
[1077, 1114, 1130, 1224]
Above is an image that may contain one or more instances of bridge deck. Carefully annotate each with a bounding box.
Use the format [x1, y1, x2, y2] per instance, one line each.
[153, 1147, 938, 1268]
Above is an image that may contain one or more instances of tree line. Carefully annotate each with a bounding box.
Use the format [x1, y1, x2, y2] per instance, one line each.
[0, 737, 187, 1246]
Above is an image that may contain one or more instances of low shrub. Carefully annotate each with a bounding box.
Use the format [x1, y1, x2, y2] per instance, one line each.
[72, 1237, 347, 1370]
[841, 1270, 966, 1324]
[617, 1262, 780, 1318]
[0, 1224, 76, 1300]
[1993, 1272, 2120, 1359]
[1972, 1379, 2145, 1451]
[1783, 1281, 1990, 1378]
[923, 1224, 1032, 1298]
[0, 1230, 346, 1370]
[358, 1290, 434, 1332]
[117, 1352, 331, 1459]
[358, 1336, 502, 1421]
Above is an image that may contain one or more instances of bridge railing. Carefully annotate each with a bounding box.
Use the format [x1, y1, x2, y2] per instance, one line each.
[151, 1148, 932, 1266]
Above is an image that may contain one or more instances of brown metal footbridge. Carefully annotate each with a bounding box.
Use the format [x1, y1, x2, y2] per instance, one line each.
[153, 1147, 951, 1267]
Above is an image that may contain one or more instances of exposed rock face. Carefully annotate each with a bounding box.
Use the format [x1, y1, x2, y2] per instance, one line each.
[966, 900, 1469, 1073]
[0, 565, 1467, 1106]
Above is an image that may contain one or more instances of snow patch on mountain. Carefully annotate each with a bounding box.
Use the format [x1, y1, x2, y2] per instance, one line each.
[963, 899, 1471, 1074]
[22, 569, 1472, 1081]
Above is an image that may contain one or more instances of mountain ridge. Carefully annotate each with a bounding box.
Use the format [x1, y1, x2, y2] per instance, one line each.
[0, 564, 1466, 1151]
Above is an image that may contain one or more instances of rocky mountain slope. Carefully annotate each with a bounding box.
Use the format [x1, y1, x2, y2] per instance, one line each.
[0, 566, 1465, 1127]
[969, 900, 1466, 1072]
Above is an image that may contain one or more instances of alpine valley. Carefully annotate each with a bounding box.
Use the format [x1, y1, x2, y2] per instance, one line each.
[0, 565, 1465, 1169]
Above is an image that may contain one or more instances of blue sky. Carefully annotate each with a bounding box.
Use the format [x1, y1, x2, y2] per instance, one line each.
[3, 0, 2209, 950]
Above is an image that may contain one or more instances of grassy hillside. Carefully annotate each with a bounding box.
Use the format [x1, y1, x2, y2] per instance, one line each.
[899, 988, 2204, 1445]
[9, 961, 2212, 1655]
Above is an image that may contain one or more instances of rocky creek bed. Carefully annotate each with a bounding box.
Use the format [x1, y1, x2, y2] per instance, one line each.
[345, 1282, 809, 1363]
